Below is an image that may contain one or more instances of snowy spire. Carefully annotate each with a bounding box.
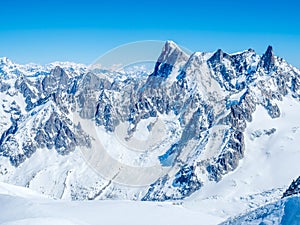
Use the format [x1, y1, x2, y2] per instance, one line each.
[260, 45, 275, 71]
[151, 40, 189, 78]
[157, 40, 188, 64]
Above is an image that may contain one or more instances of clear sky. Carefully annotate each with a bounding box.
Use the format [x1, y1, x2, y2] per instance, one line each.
[0, 0, 299, 68]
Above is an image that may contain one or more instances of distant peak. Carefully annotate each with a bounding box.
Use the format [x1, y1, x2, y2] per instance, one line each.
[53, 65, 63, 72]
[0, 57, 12, 65]
[51, 66, 67, 77]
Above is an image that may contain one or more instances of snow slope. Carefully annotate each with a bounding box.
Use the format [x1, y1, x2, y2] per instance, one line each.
[0, 182, 222, 225]
[1, 182, 299, 225]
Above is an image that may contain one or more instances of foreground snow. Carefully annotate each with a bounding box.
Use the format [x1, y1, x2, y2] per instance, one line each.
[0, 182, 222, 225]
[1, 182, 299, 225]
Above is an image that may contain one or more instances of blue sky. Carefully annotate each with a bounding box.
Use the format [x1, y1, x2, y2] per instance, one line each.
[0, 0, 299, 67]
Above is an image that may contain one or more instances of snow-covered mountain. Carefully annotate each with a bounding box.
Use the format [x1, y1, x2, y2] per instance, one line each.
[0, 40, 300, 211]
[219, 182, 300, 225]
[221, 195, 300, 225]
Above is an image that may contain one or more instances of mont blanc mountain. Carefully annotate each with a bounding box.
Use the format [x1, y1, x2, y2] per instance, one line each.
[0, 41, 300, 222]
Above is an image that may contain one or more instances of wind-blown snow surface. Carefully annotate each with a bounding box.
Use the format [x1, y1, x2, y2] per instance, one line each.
[1, 182, 299, 225]
[0, 182, 222, 225]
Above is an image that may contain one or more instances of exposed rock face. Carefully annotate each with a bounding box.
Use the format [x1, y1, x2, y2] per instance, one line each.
[221, 196, 300, 225]
[0, 42, 300, 201]
[283, 177, 300, 198]
[152, 40, 189, 78]
[260, 45, 276, 72]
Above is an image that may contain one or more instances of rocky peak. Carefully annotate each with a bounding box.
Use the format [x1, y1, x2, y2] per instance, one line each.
[157, 41, 187, 63]
[260, 45, 275, 71]
[283, 176, 300, 198]
[207, 49, 231, 66]
[151, 41, 189, 78]
[51, 66, 68, 78]
[212, 49, 224, 60]
[42, 66, 69, 94]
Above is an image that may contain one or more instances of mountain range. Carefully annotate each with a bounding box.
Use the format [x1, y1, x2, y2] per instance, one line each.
[0, 41, 300, 222]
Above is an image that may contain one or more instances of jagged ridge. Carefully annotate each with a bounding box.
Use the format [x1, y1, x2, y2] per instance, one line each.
[0, 41, 300, 201]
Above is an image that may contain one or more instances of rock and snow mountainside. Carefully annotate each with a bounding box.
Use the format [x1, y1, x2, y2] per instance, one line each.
[283, 176, 300, 198]
[0, 41, 300, 206]
[220, 182, 300, 225]
[221, 196, 300, 225]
